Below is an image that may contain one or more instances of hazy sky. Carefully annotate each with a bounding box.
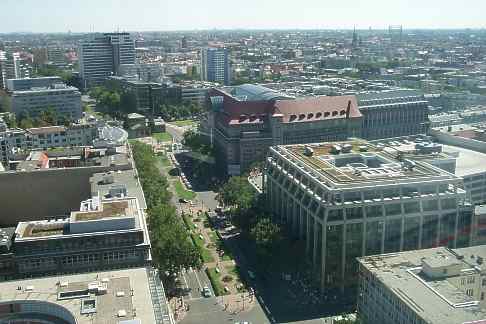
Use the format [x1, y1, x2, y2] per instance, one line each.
[1, 0, 485, 33]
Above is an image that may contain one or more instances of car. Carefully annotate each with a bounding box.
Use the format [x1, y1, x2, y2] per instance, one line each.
[179, 198, 189, 203]
[202, 286, 211, 297]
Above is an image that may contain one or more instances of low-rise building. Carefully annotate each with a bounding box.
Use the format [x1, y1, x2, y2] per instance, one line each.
[357, 246, 486, 324]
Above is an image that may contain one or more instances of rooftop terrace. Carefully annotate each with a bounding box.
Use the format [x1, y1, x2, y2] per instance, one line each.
[271, 140, 455, 188]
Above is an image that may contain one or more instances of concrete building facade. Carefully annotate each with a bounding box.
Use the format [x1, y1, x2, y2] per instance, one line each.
[201, 47, 230, 85]
[357, 90, 429, 140]
[79, 33, 135, 88]
[265, 140, 473, 294]
[7, 77, 82, 121]
[208, 84, 362, 175]
[357, 246, 486, 324]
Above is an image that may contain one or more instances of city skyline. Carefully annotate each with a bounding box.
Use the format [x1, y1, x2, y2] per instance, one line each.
[1, 0, 486, 33]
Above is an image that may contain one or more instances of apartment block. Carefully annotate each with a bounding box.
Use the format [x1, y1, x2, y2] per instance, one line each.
[265, 140, 473, 294]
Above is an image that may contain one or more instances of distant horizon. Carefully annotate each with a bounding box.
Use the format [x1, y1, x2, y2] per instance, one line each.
[2, 27, 486, 35]
[1, 0, 485, 34]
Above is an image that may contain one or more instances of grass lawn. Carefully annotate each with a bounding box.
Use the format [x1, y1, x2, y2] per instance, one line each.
[206, 268, 229, 296]
[170, 119, 197, 127]
[191, 234, 214, 263]
[173, 179, 196, 200]
[153, 132, 172, 142]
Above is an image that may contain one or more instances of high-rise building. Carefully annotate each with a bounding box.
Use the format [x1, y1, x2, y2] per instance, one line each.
[357, 245, 486, 324]
[265, 139, 474, 294]
[2, 51, 32, 82]
[79, 32, 135, 89]
[201, 47, 230, 85]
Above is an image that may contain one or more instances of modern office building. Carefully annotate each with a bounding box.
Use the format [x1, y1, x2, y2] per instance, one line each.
[6, 76, 63, 91]
[46, 45, 66, 67]
[119, 63, 164, 82]
[208, 84, 362, 175]
[79, 33, 135, 88]
[265, 140, 473, 294]
[109, 76, 163, 114]
[357, 246, 486, 324]
[6, 77, 82, 121]
[201, 47, 230, 85]
[13, 195, 150, 276]
[357, 90, 429, 140]
[370, 136, 486, 206]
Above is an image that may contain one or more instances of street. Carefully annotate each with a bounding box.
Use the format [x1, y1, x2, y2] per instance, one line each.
[165, 124, 349, 324]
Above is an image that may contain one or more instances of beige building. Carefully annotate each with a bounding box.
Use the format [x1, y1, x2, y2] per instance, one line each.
[357, 246, 486, 324]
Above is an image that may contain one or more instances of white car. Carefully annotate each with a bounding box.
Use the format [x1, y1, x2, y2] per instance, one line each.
[202, 286, 211, 297]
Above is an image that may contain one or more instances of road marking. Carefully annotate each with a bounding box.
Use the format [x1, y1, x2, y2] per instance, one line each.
[194, 269, 203, 291]
[181, 272, 192, 299]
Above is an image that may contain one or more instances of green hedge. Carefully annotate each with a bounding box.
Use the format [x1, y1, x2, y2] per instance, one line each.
[206, 267, 228, 296]
[190, 234, 214, 263]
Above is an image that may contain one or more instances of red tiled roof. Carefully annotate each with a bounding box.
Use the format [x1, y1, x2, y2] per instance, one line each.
[274, 95, 361, 123]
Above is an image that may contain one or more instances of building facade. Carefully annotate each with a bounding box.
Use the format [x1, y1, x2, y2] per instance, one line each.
[357, 90, 429, 140]
[79, 33, 135, 88]
[13, 196, 150, 277]
[7, 77, 82, 121]
[265, 140, 473, 294]
[357, 246, 486, 324]
[201, 47, 230, 85]
[208, 84, 362, 175]
[0, 123, 104, 165]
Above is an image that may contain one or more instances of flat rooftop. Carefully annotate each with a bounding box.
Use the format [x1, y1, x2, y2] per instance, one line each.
[442, 144, 486, 177]
[16, 197, 141, 239]
[358, 246, 486, 324]
[0, 267, 157, 324]
[90, 169, 147, 210]
[72, 199, 136, 222]
[271, 140, 457, 189]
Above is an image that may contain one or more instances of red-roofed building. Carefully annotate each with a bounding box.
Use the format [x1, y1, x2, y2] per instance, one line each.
[207, 84, 362, 175]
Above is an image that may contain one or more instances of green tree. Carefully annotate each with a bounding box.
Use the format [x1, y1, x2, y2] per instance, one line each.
[217, 176, 256, 210]
[250, 217, 282, 268]
[19, 116, 34, 129]
[149, 204, 201, 277]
